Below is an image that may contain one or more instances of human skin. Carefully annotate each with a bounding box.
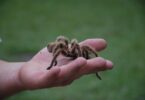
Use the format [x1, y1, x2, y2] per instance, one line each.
[0, 39, 113, 99]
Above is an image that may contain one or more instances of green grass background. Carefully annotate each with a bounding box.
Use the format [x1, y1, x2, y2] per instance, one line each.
[0, 0, 145, 100]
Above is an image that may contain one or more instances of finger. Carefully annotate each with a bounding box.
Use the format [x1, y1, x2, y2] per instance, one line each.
[80, 39, 107, 51]
[62, 57, 108, 80]
[57, 57, 87, 82]
[79, 57, 107, 75]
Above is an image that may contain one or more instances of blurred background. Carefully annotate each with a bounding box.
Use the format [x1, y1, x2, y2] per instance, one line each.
[0, 0, 145, 100]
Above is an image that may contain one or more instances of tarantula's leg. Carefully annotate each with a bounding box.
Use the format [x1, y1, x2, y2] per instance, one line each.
[64, 51, 77, 59]
[82, 46, 101, 80]
[96, 73, 102, 80]
[70, 39, 82, 57]
[53, 42, 68, 55]
[47, 43, 56, 53]
[83, 46, 98, 57]
[71, 46, 82, 57]
[56, 36, 69, 46]
[54, 60, 57, 66]
[53, 44, 61, 54]
[76, 46, 82, 57]
[82, 47, 90, 59]
[47, 49, 62, 70]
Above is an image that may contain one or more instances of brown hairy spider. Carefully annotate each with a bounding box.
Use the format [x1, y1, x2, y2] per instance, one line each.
[46, 36, 101, 80]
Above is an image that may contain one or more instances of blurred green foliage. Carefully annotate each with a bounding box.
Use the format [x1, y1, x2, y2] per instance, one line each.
[0, 0, 145, 100]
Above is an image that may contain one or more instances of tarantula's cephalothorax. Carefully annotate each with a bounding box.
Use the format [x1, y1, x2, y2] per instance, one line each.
[46, 36, 101, 80]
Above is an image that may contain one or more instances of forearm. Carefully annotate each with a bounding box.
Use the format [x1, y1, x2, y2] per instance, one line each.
[0, 60, 25, 99]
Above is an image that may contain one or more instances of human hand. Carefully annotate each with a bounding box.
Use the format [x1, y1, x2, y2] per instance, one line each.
[18, 39, 113, 90]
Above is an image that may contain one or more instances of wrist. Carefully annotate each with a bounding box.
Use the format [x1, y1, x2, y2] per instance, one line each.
[0, 61, 26, 98]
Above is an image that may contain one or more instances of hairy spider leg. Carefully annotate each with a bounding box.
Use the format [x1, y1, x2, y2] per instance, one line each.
[54, 60, 57, 66]
[95, 73, 102, 80]
[47, 47, 69, 70]
[71, 45, 82, 58]
[53, 42, 68, 56]
[82, 47, 90, 59]
[53, 42, 62, 54]
[47, 49, 63, 70]
[83, 46, 101, 80]
[61, 48, 73, 58]
[70, 39, 82, 59]
[56, 36, 69, 46]
[75, 45, 82, 57]
[47, 43, 56, 53]
[83, 46, 98, 57]
[63, 50, 77, 58]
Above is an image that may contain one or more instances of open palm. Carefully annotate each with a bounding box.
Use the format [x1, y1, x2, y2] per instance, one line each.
[18, 39, 113, 90]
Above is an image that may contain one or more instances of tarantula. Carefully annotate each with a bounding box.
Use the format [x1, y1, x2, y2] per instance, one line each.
[46, 36, 101, 80]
